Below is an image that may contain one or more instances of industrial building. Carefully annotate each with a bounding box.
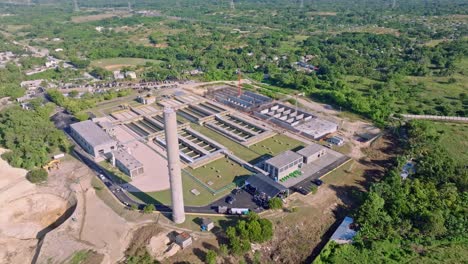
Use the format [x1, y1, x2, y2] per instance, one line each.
[264, 150, 303, 181]
[256, 103, 338, 139]
[297, 144, 326, 164]
[112, 149, 144, 177]
[70, 120, 117, 160]
[295, 118, 338, 140]
[205, 86, 272, 111]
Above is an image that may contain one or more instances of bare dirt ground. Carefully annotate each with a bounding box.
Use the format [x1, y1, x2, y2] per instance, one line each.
[71, 11, 133, 23]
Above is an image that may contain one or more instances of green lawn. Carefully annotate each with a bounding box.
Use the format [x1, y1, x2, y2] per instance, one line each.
[435, 122, 468, 165]
[175, 214, 239, 231]
[91, 57, 162, 71]
[186, 157, 252, 190]
[248, 134, 305, 158]
[128, 172, 231, 207]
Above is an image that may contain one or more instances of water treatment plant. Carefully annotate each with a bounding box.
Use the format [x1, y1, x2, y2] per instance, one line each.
[68, 84, 348, 214]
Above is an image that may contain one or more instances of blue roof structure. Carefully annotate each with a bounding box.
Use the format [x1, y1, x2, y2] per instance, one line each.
[330, 216, 357, 244]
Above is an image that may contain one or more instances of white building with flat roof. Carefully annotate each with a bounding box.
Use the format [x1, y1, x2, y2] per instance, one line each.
[264, 150, 303, 181]
[70, 120, 117, 160]
[297, 144, 327, 164]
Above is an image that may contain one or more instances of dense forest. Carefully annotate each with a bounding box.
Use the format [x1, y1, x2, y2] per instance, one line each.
[0, 0, 466, 124]
[316, 120, 467, 263]
[0, 102, 69, 169]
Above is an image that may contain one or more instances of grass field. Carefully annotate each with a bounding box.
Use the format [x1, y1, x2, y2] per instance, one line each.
[435, 122, 468, 165]
[186, 157, 252, 190]
[248, 134, 305, 157]
[91, 57, 162, 71]
[128, 172, 231, 207]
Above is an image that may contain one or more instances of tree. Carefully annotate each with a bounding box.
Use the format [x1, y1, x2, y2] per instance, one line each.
[26, 168, 48, 183]
[74, 112, 89, 121]
[130, 204, 138, 211]
[143, 204, 155, 213]
[268, 197, 283, 210]
[205, 250, 217, 264]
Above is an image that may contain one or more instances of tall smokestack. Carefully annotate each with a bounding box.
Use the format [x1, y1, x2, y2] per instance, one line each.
[163, 107, 185, 224]
[230, 0, 235, 10]
[300, 0, 304, 9]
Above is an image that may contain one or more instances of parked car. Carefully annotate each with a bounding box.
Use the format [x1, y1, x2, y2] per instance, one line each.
[232, 188, 241, 195]
[225, 196, 236, 204]
[312, 179, 324, 186]
[295, 186, 308, 195]
[99, 174, 105, 180]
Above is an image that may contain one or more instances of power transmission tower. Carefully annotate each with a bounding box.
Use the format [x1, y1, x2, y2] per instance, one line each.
[230, 0, 235, 10]
[300, 0, 304, 9]
[391, 0, 396, 9]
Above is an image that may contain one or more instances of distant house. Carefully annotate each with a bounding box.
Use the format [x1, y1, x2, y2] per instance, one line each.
[138, 95, 156, 105]
[20, 79, 44, 90]
[125, 71, 137, 79]
[175, 232, 192, 249]
[113, 71, 125, 80]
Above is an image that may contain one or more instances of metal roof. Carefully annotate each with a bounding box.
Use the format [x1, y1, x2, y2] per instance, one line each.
[245, 174, 288, 198]
[113, 149, 143, 171]
[264, 150, 302, 168]
[330, 216, 357, 244]
[297, 144, 326, 158]
[70, 120, 115, 147]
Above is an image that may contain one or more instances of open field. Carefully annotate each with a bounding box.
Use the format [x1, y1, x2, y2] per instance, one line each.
[91, 57, 163, 71]
[186, 157, 252, 190]
[435, 122, 468, 165]
[128, 172, 231, 207]
[71, 11, 133, 23]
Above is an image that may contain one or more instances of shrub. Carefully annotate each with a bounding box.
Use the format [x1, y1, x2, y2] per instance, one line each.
[205, 250, 217, 264]
[142, 204, 155, 214]
[268, 197, 283, 210]
[26, 168, 48, 183]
